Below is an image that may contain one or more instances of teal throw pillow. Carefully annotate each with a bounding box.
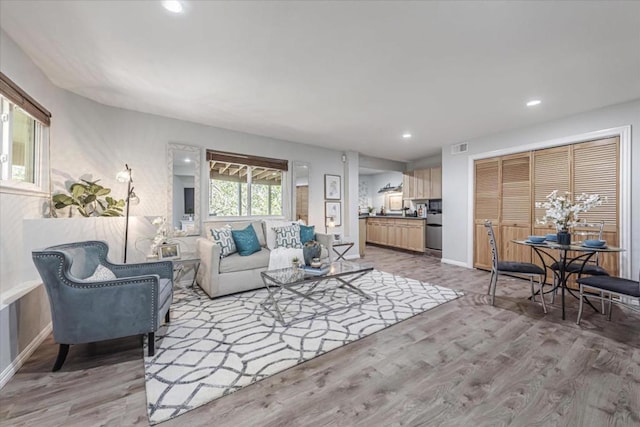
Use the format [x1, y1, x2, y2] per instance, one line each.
[299, 224, 315, 244]
[231, 225, 261, 256]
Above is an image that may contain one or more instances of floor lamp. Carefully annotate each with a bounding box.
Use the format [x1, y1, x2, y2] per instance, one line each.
[325, 216, 335, 235]
[117, 164, 139, 263]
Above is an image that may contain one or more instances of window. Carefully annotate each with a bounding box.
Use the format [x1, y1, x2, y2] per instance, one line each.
[207, 150, 287, 217]
[0, 72, 50, 189]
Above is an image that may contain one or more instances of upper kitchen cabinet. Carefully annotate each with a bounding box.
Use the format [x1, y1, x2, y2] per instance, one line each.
[403, 167, 442, 200]
[402, 170, 416, 199]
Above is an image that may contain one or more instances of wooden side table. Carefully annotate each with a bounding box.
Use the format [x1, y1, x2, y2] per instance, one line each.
[332, 241, 354, 261]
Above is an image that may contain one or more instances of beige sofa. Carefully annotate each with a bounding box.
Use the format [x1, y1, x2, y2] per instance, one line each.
[196, 220, 333, 299]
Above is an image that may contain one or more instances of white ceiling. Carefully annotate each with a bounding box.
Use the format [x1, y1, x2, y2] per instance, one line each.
[1, 1, 639, 162]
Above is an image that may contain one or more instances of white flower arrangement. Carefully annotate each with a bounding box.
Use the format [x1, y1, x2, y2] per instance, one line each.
[535, 190, 606, 231]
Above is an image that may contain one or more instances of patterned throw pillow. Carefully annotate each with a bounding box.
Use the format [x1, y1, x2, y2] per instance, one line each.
[231, 225, 262, 256]
[86, 264, 116, 281]
[274, 223, 302, 249]
[299, 224, 315, 244]
[210, 226, 237, 258]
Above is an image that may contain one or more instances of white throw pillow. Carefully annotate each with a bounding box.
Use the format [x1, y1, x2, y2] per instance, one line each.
[264, 220, 297, 250]
[274, 223, 302, 249]
[210, 225, 237, 258]
[86, 264, 116, 281]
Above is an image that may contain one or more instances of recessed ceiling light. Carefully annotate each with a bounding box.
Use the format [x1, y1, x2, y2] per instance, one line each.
[162, 0, 184, 14]
[402, 133, 412, 139]
[184, 158, 191, 163]
[526, 99, 542, 107]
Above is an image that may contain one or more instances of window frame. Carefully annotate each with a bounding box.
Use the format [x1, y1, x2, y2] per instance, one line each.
[207, 150, 289, 220]
[0, 73, 51, 197]
[0, 96, 49, 196]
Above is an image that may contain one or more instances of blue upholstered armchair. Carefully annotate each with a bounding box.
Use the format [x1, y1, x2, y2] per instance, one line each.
[32, 240, 173, 371]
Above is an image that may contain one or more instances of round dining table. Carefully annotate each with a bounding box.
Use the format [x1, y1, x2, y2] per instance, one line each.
[513, 239, 624, 320]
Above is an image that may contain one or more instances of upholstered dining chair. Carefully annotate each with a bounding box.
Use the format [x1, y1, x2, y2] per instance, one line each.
[577, 271, 640, 324]
[484, 221, 547, 313]
[32, 240, 173, 371]
[550, 221, 609, 304]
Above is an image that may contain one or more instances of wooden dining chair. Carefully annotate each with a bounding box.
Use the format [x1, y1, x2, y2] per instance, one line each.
[484, 221, 547, 313]
[577, 270, 640, 324]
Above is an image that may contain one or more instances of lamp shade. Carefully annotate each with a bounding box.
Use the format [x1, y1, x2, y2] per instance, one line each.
[116, 168, 131, 183]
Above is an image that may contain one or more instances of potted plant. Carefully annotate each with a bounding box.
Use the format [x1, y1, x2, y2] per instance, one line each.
[52, 179, 125, 217]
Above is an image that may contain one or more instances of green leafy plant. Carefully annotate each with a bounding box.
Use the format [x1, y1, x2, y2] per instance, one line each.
[52, 179, 126, 217]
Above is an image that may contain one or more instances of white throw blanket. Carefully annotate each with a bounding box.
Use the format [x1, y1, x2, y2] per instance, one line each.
[268, 247, 304, 270]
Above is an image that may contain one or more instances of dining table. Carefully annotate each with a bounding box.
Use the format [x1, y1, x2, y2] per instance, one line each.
[513, 239, 624, 320]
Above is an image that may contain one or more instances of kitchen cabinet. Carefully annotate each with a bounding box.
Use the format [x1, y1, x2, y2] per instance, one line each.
[365, 217, 425, 252]
[402, 171, 416, 199]
[358, 218, 366, 257]
[403, 167, 442, 200]
[430, 167, 442, 199]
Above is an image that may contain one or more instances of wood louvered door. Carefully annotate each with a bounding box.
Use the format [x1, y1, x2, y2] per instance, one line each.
[500, 153, 532, 264]
[573, 137, 619, 277]
[473, 137, 620, 283]
[474, 159, 500, 269]
[531, 146, 571, 279]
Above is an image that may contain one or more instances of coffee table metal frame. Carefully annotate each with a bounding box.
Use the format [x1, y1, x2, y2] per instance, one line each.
[260, 261, 373, 326]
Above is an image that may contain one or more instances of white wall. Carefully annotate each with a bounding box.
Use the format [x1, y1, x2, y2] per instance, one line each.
[368, 171, 404, 212]
[441, 99, 640, 280]
[407, 154, 442, 171]
[0, 30, 358, 382]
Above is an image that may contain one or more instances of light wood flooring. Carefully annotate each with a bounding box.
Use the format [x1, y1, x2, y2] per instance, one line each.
[1, 245, 639, 426]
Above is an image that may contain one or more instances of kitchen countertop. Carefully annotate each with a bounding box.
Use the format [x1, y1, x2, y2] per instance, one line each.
[359, 215, 427, 220]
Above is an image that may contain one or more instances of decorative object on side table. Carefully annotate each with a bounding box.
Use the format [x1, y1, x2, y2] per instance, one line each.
[302, 240, 321, 266]
[535, 190, 606, 245]
[158, 243, 181, 260]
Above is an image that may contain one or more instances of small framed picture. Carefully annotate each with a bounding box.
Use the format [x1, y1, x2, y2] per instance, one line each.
[158, 243, 181, 260]
[325, 201, 342, 227]
[324, 174, 341, 200]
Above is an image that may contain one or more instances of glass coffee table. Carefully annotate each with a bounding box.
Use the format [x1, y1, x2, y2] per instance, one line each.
[260, 261, 374, 326]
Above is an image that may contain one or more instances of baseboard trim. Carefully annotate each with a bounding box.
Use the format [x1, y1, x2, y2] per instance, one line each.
[0, 322, 52, 390]
[441, 258, 471, 268]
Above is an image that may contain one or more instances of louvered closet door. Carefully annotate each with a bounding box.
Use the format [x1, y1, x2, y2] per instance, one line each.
[531, 146, 572, 278]
[573, 137, 619, 277]
[474, 159, 500, 269]
[500, 153, 532, 264]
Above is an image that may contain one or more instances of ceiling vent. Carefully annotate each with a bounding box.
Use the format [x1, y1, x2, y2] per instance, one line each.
[451, 142, 468, 155]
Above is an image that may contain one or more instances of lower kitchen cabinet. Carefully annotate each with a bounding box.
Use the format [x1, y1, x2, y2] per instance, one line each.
[365, 217, 425, 252]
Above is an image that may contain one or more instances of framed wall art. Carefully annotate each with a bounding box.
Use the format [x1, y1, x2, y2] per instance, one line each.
[325, 201, 342, 227]
[324, 174, 341, 200]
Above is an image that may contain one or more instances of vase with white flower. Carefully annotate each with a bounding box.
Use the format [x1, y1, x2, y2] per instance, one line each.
[534, 190, 606, 245]
[149, 217, 170, 257]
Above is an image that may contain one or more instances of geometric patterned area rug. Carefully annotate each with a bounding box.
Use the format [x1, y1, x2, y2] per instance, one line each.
[144, 270, 463, 424]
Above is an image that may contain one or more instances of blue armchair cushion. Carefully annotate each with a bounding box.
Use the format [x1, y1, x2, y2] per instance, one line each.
[86, 264, 116, 281]
[274, 223, 302, 249]
[300, 224, 315, 244]
[231, 225, 261, 256]
[210, 225, 237, 258]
